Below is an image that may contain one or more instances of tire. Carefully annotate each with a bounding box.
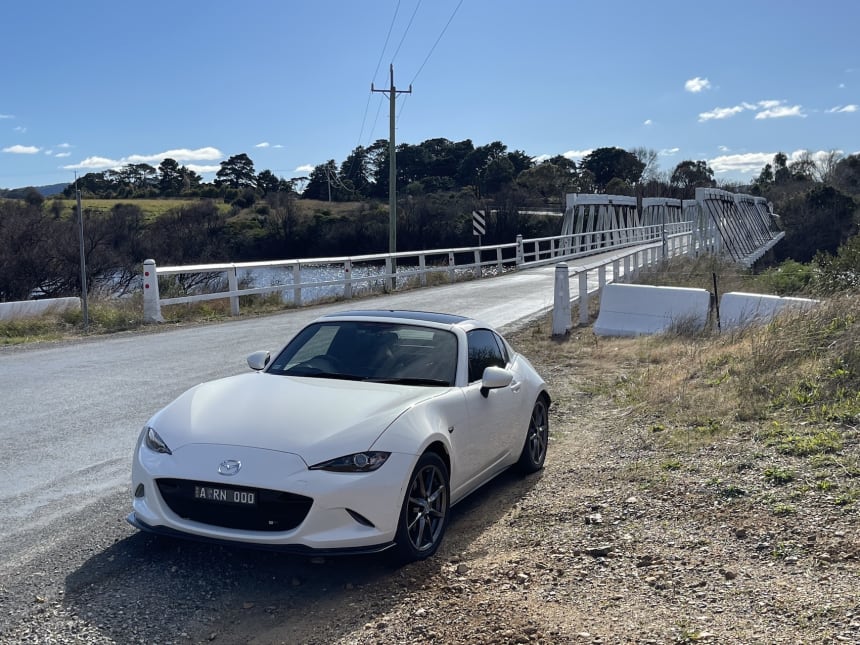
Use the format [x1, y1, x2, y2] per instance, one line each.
[394, 452, 450, 562]
[517, 396, 549, 473]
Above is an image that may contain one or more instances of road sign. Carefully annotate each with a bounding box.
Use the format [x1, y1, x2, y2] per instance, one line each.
[472, 210, 486, 236]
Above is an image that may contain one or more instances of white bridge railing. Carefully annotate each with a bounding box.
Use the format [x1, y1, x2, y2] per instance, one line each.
[141, 224, 692, 323]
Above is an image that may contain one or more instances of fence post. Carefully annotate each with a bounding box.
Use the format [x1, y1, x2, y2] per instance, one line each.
[142, 259, 164, 323]
[293, 262, 302, 306]
[447, 252, 456, 281]
[385, 257, 394, 291]
[551, 263, 571, 336]
[516, 234, 524, 267]
[496, 247, 503, 273]
[344, 259, 353, 299]
[228, 266, 240, 316]
[417, 254, 426, 287]
[473, 249, 481, 278]
[578, 271, 589, 325]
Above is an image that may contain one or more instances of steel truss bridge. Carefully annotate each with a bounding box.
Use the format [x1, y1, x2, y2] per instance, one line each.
[559, 187, 784, 267]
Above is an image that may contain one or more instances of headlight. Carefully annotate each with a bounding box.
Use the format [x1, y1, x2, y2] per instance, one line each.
[309, 451, 390, 472]
[143, 426, 172, 455]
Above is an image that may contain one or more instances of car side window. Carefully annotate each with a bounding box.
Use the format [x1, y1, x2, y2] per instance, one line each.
[466, 329, 507, 383]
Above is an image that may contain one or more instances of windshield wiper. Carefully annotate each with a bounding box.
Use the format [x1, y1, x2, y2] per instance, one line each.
[365, 377, 450, 387]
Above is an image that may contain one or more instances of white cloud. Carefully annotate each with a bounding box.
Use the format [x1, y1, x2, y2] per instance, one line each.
[827, 104, 858, 113]
[255, 142, 270, 148]
[273, 144, 284, 149]
[718, 145, 730, 152]
[698, 105, 744, 122]
[756, 99, 782, 109]
[659, 147, 680, 156]
[643, 119, 653, 126]
[294, 164, 315, 173]
[3, 144, 40, 154]
[55, 151, 71, 158]
[707, 149, 839, 175]
[532, 154, 551, 163]
[708, 152, 774, 174]
[13, 126, 27, 133]
[63, 147, 224, 170]
[755, 104, 805, 119]
[0, 113, 14, 119]
[839, 83, 846, 89]
[185, 164, 221, 175]
[57, 142, 72, 148]
[562, 149, 592, 161]
[684, 77, 711, 93]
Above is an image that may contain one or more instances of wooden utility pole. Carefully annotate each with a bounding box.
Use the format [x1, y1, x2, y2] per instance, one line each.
[372, 65, 411, 280]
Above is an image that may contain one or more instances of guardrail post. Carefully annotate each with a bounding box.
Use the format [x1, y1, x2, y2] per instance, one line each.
[293, 263, 302, 306]
[578, 271, 589, 325]
[598, 264, 606, 292]
[516, 234, 524, 267]
[385, 257, 394, 291]
[473, 249, 481, 278]
[612, 258, 620, 284]
[142, 259, 164, 323]
[418, 254, 427, 287]
[448, 252, 456, 281]
[623, 255, 631, 282]
[344, 259, 353, 299]
[228, 266, 240, 316]
[496, 248, 503, 273]
[552, 263, 571, 336]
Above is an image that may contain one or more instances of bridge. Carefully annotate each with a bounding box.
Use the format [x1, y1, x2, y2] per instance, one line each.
[141, 187, 784, 323]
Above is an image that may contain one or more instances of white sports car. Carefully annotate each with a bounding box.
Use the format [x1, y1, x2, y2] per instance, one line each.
[128, 310, 550, 561]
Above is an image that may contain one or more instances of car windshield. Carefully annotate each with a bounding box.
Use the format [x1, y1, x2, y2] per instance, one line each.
[266, 321, 458, 386]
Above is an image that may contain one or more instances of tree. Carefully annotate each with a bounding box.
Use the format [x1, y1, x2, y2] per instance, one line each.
[832, 154, 860, 196]
[670, 160, 716, 194]
[158, 158, 183, 195]
[302, 161, 338, 201]
[631, 147, 660, 182]
[580, 147, 645, 192]
[256, 169, 281, 195]
[776, 185, 858, 262]
[215, 153, 256, 189]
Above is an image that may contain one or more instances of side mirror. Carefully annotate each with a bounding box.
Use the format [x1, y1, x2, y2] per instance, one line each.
[247, 350, 271, 371]
[480, 365, 513, 397]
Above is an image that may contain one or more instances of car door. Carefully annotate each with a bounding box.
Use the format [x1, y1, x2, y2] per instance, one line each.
[457, 329, 522, 493]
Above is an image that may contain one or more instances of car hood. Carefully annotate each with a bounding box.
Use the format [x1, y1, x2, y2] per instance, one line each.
[149, 372, 439, 464]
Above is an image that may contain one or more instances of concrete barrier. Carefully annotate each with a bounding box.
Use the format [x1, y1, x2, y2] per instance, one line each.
[719, 292, 819, 329]
[593, 283, 710, 337]
[0, 297, 81, 321]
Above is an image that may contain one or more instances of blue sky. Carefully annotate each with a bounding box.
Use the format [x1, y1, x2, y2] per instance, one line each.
[1, 0, 858, 189]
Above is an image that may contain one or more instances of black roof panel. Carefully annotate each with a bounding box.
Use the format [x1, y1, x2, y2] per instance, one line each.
[322, 310, 470, 325]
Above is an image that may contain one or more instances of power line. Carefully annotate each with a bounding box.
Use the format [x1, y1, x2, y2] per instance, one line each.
[409, 0, 463, 86]
[390, 0, 422, 63]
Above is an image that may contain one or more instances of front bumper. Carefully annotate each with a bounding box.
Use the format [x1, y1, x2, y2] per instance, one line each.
[131, 442, 414, 551]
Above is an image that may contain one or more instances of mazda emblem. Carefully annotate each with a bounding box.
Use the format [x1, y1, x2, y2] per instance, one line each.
[218, 459, 242, 476]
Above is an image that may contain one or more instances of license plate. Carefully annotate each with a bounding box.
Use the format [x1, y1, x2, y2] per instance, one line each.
[194, 485, 256, 506]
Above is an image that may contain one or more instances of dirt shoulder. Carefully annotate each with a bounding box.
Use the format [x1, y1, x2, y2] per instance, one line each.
[206, 322, 859, 645]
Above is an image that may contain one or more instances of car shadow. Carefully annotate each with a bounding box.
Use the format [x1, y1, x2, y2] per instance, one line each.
[63, 468, 542, 643]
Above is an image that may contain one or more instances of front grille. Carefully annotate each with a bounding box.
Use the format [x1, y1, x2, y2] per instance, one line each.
[156, 478, 313, 532]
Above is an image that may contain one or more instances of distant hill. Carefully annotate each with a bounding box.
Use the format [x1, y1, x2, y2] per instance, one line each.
[0, 183, 69, 198]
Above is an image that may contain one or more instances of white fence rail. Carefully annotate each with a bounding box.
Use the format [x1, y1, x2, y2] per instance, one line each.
[141, 225, 694, 323]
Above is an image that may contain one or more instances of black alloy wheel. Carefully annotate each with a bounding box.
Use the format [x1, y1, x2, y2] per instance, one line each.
[517, 396, 549, 473]
[395, 452, 449, 562]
